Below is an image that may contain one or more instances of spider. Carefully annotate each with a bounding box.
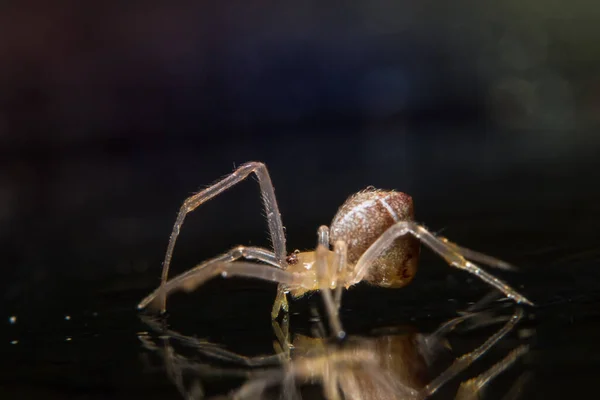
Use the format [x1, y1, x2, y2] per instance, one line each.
[138, 162, 532, 338]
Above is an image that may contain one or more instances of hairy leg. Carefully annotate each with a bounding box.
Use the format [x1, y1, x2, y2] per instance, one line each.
[139, 246, 281, 310]
[352, 221, 533, 305]
[159, 162, 287, 312]
[141, 260, 305, 311]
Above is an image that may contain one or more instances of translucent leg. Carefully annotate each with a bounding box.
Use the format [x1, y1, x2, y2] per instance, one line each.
[423, 312, 478, 351]
[302, 305, 327, 341]
[422, 307, 524, 398]
[159, 162, 287, 312]
[352, 221, 533, 305]
[140, 261, 304, 312]
[430, 290, 517, 344]
[272, 315, 293, 361]
[139, 332, 254, 399]
[315, 244, 346, 339]
[230, 373, 284, 400]
[281, 372, 303, 400]
[332, 240, 348, 309]
[337, 373, 363, 400]
[140, 315, 285, 367]
[317, 225, 330, 248]
[439, 236, 517, 271]
[271, 288, 289, 319]
[162, 337, 204, 400]
[139, 246, 280, 310]
[455, 344, 530, 400]
[323, 367, 342, 400]
[463, 290, 505, 313]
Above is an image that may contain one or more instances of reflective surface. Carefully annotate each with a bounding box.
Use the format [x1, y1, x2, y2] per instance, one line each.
[3, 279, 598, 399]
[2, 131, 600, 399]
[139, 304, 531, 400]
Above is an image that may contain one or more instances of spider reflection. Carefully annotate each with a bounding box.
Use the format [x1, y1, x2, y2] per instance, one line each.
[139, 305, 531, 400]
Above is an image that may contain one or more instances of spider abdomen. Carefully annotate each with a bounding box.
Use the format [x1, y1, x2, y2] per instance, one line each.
[329, 188, 420, 288]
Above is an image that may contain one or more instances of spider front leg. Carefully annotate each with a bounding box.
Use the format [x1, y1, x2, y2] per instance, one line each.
[144, 259, 309, 310]
[317, 226, 347, 312]
[139, 246, 282, 310]
[157, 162, 288, 313]
[352, 221, 533, 305]
[315, 244, 346, 339]
[315, 225, 348, 311]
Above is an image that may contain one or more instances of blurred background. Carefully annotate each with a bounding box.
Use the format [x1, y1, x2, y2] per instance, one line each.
[1, 2, 599, 398]
[2, 0, 599, 304]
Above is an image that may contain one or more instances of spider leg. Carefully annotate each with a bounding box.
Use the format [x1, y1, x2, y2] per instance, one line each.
[421, 312, 478, 354]
[271, 288, 289, 320]
[317, 225, 330, 248]
[332, 240, 348, 309]
[429, 291, 517, 343]
[140, 314, 286, 367]
[272, 314, 293, 360]
[422, 307, 524, 398]
[159, 162, 287, 312]
[323, 366, 342, 400]
[140, 259, 306, 311]
[161, 337, 204, 400]
[139, 246, 281, 310]
[352, 221, 533, 305]
[140, 332, 256, 399]
[462, 290, 505, 313]
[455, 344, 530, 400]
[315, 244, 346, 339]
[337, 372, 363, 400]
[229, 372, 286, 400]
[420, 304, 519, 368]
[439, 236, 517, 271]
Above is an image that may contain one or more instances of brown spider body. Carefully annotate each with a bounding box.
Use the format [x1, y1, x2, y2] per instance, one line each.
[283, 188, 420, 299]
[330, 188, 420, 288]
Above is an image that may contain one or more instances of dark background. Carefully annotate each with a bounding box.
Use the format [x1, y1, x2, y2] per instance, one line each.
[1, 2, 599, 399]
